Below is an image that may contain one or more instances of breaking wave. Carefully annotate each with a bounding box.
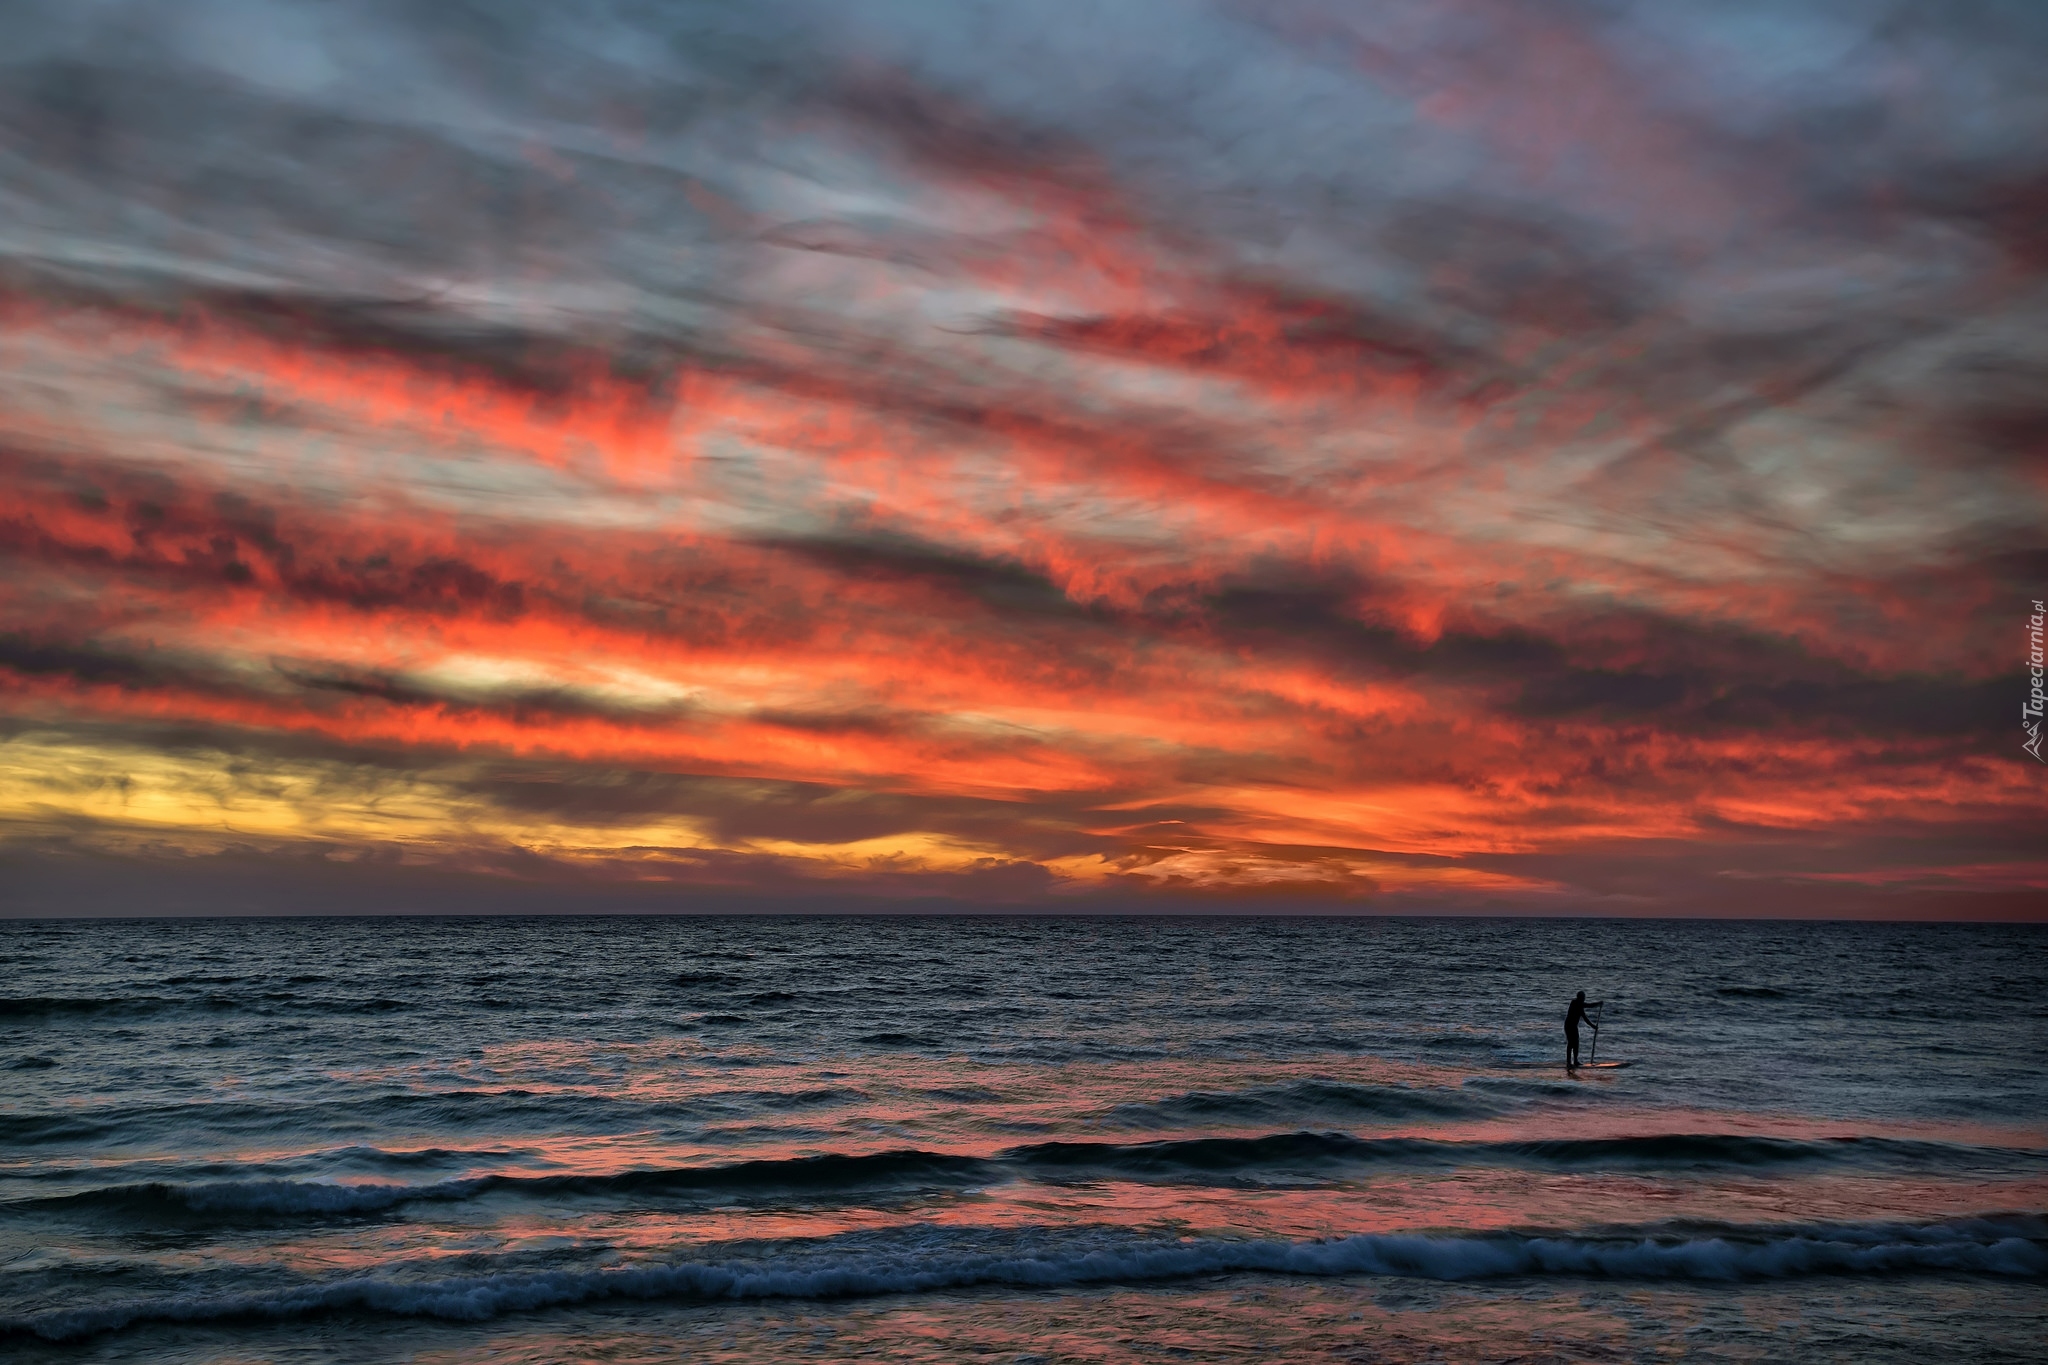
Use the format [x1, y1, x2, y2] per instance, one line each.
[9, 1218, 2043, 1343]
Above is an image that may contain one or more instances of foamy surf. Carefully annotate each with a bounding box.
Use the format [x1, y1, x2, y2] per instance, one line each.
[8, 1218, 2043, 1344]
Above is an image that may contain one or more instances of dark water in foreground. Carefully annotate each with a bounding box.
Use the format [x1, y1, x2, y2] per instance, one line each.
[2, 915, 2044, 1363]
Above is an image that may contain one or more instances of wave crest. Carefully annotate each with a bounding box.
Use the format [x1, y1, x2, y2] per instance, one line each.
[9, 1218, 2043, 1343]
[21, 1132, 2038, 1220]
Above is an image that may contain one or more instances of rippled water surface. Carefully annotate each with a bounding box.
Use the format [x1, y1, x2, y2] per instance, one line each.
[3, 915, 2044, 1362]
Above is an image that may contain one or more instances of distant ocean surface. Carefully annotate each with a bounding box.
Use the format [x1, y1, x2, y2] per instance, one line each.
[3, 915, 2044, 1363]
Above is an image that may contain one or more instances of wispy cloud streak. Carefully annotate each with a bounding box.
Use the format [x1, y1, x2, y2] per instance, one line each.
[2, 0, 2043, 914]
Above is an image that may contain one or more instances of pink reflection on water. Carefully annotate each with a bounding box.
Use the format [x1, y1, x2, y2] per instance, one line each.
[37, 1037, 2036, 1298]
[396, 1277, 2048, 1365]
[166, 1164, 2048, 1283]
[325, 1039, 2048, 1164]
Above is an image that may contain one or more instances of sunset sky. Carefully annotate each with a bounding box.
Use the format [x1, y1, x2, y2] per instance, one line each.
[3, 0, 2044, 917]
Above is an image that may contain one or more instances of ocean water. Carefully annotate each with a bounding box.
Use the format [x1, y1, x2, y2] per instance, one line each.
[2, 914, 2044, 1363]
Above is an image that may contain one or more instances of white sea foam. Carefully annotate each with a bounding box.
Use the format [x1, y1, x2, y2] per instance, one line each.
[10, 1222, 2043, 1343]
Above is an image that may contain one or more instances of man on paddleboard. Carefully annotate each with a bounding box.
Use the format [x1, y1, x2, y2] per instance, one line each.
[1565, 990, 1601, 1068]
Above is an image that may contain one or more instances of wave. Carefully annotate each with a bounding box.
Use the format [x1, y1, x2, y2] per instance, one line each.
[0, 996, 167, 1019]
[22, 1132, 2040, 1222]
[1010, 1132, 2042, 1181]
[0, 1079, 903, 1149]
[9, 1217, 2043, 1343]
[19, 1149, 1001, 1218]
[0, 1087, 754, 1146]
[1482, 1134, 1990, 1169]
[0, 993, 412, 1021]
[39, 1177, 490, 1216]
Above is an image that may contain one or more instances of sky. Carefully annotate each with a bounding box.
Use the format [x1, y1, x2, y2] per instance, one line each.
[2, 0, 2044, 918]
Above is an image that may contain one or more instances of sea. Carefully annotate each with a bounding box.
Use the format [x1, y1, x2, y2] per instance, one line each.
[2, 915, 2044, 1363]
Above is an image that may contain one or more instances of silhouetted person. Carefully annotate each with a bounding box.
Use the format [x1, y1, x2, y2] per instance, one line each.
[1565, 990, 1602, 1068]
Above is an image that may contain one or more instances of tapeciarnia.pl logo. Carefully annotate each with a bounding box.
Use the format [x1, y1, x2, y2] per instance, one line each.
[2026, 598, 2046, 763]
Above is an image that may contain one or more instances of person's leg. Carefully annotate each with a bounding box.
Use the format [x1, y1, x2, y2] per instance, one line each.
[1565, 1027, 1577, 1066]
